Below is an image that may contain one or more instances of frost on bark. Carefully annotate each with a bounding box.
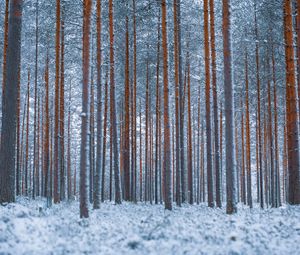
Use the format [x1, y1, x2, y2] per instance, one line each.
[222, 0, 237, 214]
[109, 0, 122, 204]
[94, 0, 102, 209]
[80, 0, 92, 218]
[0, 0, 23, 203]
[161, 0, 172, 210]
[204, 0, 214, 208]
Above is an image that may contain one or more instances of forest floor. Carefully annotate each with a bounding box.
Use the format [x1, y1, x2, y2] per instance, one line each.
[1, 198, 300, 255]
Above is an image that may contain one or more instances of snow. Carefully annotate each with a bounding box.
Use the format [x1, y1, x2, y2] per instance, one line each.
[1, 198, 300, 255]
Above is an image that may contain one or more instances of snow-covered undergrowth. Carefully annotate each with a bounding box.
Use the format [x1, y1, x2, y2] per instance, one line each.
[1, 198, 300, 255]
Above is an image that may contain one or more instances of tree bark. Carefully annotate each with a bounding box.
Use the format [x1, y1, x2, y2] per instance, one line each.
[54, 0, 61, 204]
[161, 0, 172, 210]
[80, 0, 92, 218]
[222, 0, 237, 214]
[210, 0, 221, 208]
[204, 0, 214, 208]
[284, 0, 300, 204]
[0, 0, 23, 203]
[109, 0, 122, 204]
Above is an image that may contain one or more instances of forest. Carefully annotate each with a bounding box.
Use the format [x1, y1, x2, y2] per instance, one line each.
[0, 0, 300, 254]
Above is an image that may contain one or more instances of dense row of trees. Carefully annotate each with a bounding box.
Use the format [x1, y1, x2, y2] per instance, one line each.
[0, 0, 300, 218]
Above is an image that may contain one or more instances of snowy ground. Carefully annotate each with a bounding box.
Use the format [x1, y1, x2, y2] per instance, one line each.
[1, 198, 300, 255]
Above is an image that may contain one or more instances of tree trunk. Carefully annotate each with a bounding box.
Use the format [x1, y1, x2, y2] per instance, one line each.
[94, 0, 103, 209]
[210, 0, 221, 208]
[245, 50, 252, 208]
[204, 0, 214, 208]
[0, 0, 23, 203]
[161, 0, 172, 210]
[54, 0, 61, 204]
[1, 0, 9, 113]
[187, 53, 193, 204]
[16, 66, 21, 196]
[123, 12, 130, 201]
[173, 0, 181, 207]
[101, 71, 108, 202]
[272, 49, 281, 207]
[131, 0, 137, 204]
[67, 83, 72, 200]
[222, 0, 237, 214]
[25, 71, 30, 196]
[109, 0, 122, 204]
[155, 11, 161, 205]
[44, 54, 51, 205]
[254, 0, 264, 209]
[89, 63, 95, 204]
[80, 0, 92, 218]
[59, 3, 65, 201]
[284, 0, 300, 204]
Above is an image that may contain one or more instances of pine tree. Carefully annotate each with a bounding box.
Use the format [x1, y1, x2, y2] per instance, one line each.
[222, 0, 237, 214]
[161, 0, 172, 210]
[210, 0, 221, 208]
[204, 0, 214, 208]
[109, 0, 122, 204]
[80, 0, 92, 218]
[94, 0, 102, 209]
[284, 0, 300, 204]
[0, 0, 24, 203]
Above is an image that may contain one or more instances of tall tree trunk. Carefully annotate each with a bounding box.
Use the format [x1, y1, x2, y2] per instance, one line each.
[284, 0, 300, 204]
[155, 11, 161, 205]
[245, 50, 252, 208]
[177, 0, 185, 204]
[187, 53, 193, 204]
[254, 0, 264, 209]
[67, 83, 72, 200]
[1, 0, 9, 115]
[101, 71, 108, 202]
[0, 0, 23, 203]
[44, 54, 51, 205]
[36, 90, 41, 197]
[210, 0, 221, 208]
[131, 0, 137, 204]
[32, 0, 39, 200]
[89, 63, 95, 204]
[222, 0, 237, 214]
[123, 12, 130, 201]
[59, 3, 65, 201]
[241, 104, 246, 204]
[54, 0, 61, 204]
[94, 0, 103, 209]
[161, 0, 172, 210]
[25, 71, 30, 196]
[204, 0, 214, 208]
[109, 0, 122, 204]
[196, 88, 201, 204]
[267, 74, 275, 207]
[139, 100, 143, 202]
[16, 66, 21, 196]
[255, 110, 260, 203]
[80, 0, 92, 218]
[272, 49, 281, 207]
[173, 0, 181, 207]
[296, 0, 300, 118]
[145, 57, 149, 202]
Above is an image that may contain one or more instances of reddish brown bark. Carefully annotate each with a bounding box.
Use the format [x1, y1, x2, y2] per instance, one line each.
[204, 0, 213, 208]
[284, 0, 300, 204]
